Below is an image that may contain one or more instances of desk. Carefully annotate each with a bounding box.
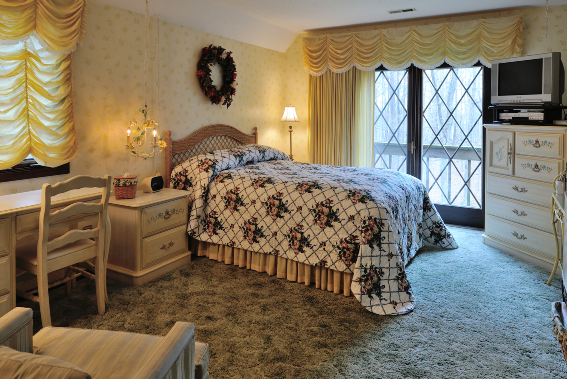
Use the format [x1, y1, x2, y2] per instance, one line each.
[0, 188, 103, 317]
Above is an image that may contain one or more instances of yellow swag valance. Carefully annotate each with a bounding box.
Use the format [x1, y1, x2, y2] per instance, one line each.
[303, 16, 524, 76]
[0, 0, 87, 53]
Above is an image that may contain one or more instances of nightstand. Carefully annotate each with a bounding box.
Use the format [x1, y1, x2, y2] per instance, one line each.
[107, 188, 191, 285]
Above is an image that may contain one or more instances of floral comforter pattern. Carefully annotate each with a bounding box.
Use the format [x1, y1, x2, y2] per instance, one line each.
[171, 145, 457, 315]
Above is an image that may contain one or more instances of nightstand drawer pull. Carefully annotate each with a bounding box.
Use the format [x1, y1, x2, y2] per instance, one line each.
[160, 241, 175, 250]
[164, 210, 172, 220]
[511, 209, 527, 217]
[512, 231, 527, 240]
[512, 185, 528, 193]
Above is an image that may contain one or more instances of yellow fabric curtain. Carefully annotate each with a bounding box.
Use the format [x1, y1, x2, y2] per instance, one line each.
[0, 36, 76, 169]
[303, 16, 524, 75]
[309, 68, 374, 166]
[0, 0, 85, 169]
[0, 0, 87, 54]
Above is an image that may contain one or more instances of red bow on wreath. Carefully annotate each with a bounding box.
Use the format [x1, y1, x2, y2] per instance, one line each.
[197, 44, 238, 108]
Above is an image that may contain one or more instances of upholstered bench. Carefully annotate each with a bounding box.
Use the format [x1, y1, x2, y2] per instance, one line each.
[0, 307, 210, 379]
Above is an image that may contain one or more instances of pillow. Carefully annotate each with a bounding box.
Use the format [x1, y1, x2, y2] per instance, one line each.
[0, 345, 91, 379]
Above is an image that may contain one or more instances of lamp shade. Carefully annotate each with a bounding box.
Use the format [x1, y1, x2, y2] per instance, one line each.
[280, 106, 299, 122]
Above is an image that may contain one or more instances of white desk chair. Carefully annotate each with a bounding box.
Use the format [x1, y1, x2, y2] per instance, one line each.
[15, 175, 111, 327]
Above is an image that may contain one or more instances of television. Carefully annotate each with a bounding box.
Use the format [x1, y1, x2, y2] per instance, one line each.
[491, 52, 563, 105]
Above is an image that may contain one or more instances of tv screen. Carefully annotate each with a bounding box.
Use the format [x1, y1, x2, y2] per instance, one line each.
[498, 59, 543, 96]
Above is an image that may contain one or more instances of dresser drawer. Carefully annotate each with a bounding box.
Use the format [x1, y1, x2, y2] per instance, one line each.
[142, 198, 187, 238]
[0, 294, 9, 317]
[142, 225, 188, 269]
[486, 214, 558, 262]
[486, 194, 552, 233]
[0, 256, 9, 295]
[514, 155, 562, 182]
[515, 132, 564, 159]
[486, 173, 552, 207]
[0, 218, 9, 253]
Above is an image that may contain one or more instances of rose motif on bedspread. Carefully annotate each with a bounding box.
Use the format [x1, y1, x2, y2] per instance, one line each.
[173, 144, 457, 315]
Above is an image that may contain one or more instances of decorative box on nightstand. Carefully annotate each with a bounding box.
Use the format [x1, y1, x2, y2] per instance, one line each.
[107, 188, 191, 285]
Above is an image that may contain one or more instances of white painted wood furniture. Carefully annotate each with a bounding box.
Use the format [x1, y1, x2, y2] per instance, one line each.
[484, 124, 567, 272]
[107, 188, 191, 285]
[0, 307, 211, 379]
[15, 176, 112, 327]
[0, 187, 105, 319]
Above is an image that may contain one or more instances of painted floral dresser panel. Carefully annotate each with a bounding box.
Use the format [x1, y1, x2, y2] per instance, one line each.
[171, 145, 457, 315]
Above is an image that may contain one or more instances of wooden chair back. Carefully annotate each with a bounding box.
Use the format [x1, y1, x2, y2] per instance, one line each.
[38, 175, 112, 267]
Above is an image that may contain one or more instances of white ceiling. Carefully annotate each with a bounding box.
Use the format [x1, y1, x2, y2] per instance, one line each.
[97, 0, 567, 52]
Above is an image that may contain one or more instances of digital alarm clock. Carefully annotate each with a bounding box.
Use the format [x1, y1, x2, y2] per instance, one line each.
[140, 174, 164, 193]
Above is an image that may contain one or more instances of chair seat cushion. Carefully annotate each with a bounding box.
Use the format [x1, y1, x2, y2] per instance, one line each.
[34, 327, 211, 379]
[33, 327, 161, 379]
[0, 345, 91, 379]
[16, 239, 96, 270]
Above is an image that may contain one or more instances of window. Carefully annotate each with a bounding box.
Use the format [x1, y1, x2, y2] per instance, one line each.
[0, 157, 69, 183]
[374, 64, 491, 227]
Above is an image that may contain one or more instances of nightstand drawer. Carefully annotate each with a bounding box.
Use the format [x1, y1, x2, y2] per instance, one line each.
[142, 225, 188, 269]
[0, 218, 9, 253]
[515, 132, 564, 159]
[142, 198, 187, 238]
[486, 194, 552, 233]
[514, 155, 562, 182]
[0, 256, 9, 295]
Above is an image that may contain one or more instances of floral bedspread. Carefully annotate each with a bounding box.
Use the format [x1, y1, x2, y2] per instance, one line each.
[171, 145, 457, 315]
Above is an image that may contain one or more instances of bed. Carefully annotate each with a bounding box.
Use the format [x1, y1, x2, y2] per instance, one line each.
[165, 124, 457, 315]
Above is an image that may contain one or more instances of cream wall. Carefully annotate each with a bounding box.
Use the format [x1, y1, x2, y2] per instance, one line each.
[2, 3, 567, 195]
[0, 0, 309, 195]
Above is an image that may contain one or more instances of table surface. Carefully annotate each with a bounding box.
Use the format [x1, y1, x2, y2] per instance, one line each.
[0, 187, 103, 216]
[109, 188, 188, 208]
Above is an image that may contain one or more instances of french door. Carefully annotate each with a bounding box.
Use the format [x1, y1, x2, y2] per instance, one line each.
[374, 65, 490, 227]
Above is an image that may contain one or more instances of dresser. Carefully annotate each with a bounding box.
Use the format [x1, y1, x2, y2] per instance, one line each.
[107, 188, 191, 285]
[483, 124, 567, 272]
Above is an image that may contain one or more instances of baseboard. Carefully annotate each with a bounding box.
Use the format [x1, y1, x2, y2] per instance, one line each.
[107, 252, 192, 285]
[482, 234, 558, 276]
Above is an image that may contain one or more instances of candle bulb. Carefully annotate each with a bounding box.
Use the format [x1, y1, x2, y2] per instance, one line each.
[153, 129, 157, 146]
[127, 128, 131, 146]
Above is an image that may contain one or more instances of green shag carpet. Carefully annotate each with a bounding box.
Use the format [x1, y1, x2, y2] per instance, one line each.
[19, 226, 567, 378]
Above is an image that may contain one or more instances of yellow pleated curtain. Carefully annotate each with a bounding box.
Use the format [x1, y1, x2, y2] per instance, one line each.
[0, 0, 86, 169]
[304, 16, 524, 166]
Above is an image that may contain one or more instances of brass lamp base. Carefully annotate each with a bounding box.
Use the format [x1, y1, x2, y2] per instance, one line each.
[288, 124, 294, 161]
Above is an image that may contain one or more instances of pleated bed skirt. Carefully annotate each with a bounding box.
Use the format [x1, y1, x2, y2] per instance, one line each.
[192, 239, 353, 297]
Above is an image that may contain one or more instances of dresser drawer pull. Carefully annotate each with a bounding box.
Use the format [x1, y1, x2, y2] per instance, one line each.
[512, 185, 528, 193]
[511, 209, 527, 216]
[512, 231, 527, 240]
[523, 138, 553, 149]
[164, 210, 172, 220]
[160, 241, 175, 250]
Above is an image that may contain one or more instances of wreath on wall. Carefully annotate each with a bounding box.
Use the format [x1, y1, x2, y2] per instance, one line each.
[197, 45, 237, 108]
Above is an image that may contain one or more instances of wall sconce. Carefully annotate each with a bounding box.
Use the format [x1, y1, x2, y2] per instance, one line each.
[125, 105, 166, 159]
[280, 105, 299, 161]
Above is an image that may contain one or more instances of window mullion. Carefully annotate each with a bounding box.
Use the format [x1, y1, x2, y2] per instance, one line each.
[407, 65, 423, 178]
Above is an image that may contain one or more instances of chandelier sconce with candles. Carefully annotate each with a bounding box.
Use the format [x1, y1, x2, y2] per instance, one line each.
[125, 0, 166, 159]
[280, 105, 299, 161]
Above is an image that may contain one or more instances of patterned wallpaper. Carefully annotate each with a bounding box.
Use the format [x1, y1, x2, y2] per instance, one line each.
[1, 3, 566, 195]
[0, 0, 309, 195]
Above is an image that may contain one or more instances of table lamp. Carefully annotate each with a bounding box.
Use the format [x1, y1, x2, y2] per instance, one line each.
[280, 105, 299, 161]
